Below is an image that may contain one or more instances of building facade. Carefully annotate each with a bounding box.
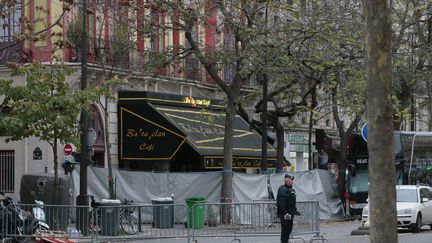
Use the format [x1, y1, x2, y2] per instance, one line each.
[3, 0, 429, 196]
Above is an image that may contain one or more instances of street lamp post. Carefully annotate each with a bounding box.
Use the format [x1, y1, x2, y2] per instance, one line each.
[76, 0, 89, 235]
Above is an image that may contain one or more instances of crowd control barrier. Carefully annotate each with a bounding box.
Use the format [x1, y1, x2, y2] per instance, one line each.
[0, 201, 326, 243]
[190, 200, 328, 243]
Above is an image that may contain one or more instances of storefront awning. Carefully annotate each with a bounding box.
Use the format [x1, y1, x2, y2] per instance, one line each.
[118, 91, 277, 169]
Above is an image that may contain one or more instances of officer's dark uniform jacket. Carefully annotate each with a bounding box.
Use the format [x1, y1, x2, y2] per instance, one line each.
[277, 184, 297, 217]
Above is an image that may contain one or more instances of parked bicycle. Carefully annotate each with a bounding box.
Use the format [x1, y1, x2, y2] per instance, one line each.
[120, 199, 138, 235]
[89, 195, 101, 232]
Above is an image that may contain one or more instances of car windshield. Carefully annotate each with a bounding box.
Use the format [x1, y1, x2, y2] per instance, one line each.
[396, 189, 418, 202]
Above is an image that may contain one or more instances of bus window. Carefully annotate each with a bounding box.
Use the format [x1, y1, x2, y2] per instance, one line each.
[349, 170, 368, 193]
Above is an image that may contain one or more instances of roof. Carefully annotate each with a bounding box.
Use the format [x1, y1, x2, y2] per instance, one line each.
[396, 185, 430, 189]
[396, 185, 418, 189]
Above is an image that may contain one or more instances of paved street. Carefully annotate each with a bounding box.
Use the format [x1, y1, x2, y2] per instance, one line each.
[125, 219, 432, 243]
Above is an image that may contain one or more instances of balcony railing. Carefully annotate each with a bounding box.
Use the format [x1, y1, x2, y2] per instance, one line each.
[0, 3, 22, 64]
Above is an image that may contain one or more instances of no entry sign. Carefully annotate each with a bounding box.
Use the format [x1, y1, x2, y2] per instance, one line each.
[64, 144, 73, 156]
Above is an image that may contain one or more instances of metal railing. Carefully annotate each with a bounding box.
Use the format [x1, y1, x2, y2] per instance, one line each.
[0, 200, 326, 243]
[0, 151, 14, 193]
[190, 201, 327, 243]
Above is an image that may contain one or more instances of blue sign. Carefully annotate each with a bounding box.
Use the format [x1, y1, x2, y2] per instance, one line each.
[361, 123, 368, 142]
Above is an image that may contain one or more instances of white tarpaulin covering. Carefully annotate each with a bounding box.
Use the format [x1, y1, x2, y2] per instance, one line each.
[72, 167, 221, 203]
[269, 170, 344, 219]
[233, 173, 268, 201]
[71, 167, 343, 219]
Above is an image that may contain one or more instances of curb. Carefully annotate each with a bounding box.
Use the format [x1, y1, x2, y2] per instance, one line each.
[351, 229, 370, 235]
[351, 226, 370, 235]
[321, 216, 358, 223]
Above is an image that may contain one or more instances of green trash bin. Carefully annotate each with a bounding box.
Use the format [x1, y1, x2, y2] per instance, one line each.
[185, 196, 207, 229]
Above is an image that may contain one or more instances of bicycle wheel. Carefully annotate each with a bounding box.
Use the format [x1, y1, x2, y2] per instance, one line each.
[89, 211, 99, 232]
[120, 213, 138, 235]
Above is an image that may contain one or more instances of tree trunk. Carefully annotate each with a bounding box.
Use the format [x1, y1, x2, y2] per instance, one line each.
[221, 96, 235, 223]
[261, 73, 268, 173]
[275, 118, 285, 172]
[308, 109, 313, 170]
[338, 135, 349, 216]
[365, 1, 397, 242]
[308, 86, 317, 170]
[428, 82, 432, 131]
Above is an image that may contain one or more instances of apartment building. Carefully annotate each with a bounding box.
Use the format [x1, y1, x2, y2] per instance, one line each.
[0, 1, 347, 195]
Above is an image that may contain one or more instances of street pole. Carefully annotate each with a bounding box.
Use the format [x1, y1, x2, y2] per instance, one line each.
[261, 73, 268, 173]
[261, 5, 269, 174]
[76, 0, 89, 235]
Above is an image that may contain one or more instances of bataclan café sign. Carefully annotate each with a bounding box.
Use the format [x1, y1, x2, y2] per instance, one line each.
[118, 91, 277, 170]
[120, 106, 186, 160]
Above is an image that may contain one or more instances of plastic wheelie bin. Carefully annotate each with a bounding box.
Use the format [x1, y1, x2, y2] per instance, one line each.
[99, 199, 121, 236]
[152, 197, 174, 228]
[185, 196, 207, 229]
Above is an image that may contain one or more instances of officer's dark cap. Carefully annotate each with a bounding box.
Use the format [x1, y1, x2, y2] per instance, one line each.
[284, 174, 294, 180]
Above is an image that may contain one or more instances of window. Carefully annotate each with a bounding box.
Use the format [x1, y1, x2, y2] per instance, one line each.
[150, 10, 161, 52]
[0, 151, 14, 193]
[0, 3, 21, 43]
[349, 170, 368, 193]
[185, 17, 200, 81]
[223, 30, 235, 85]
[301, 116, 307, 125]
[420, 188, 430, 201]
[427, 188, 432, 200]
[88, 105, 105, 167]
[397, 189, 418, 202]
[0, 2, 21, 63]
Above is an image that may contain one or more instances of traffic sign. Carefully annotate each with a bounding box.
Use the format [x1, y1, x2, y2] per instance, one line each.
[64, 144, 73, 156]
[361, 123, 368, 142]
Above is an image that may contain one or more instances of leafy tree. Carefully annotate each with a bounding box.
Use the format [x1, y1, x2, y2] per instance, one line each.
[0, 62, 106, 203]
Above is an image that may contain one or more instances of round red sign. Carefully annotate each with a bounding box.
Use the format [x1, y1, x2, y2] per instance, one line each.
[64, 144, 73, 155]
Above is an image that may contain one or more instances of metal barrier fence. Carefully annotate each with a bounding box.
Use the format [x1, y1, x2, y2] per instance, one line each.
[190, 201, 328, 243]
[0, 202, 191, 243]
[0, 201, 326, 243]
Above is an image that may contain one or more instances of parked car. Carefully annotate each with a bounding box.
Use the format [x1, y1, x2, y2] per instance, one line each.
[362, 184, 432, 232]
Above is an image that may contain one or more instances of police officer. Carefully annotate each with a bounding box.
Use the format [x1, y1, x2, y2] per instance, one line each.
[277, 174, 300, 243]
